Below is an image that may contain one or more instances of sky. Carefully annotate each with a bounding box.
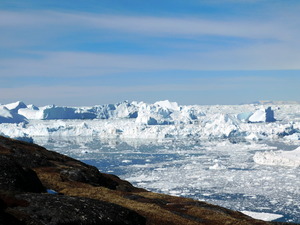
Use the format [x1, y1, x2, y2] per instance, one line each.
[1, 0, 300, 106]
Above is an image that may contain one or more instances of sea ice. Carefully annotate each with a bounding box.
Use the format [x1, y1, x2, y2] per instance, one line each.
[253, 147, 300, 167]
[35, 136, 300, 223]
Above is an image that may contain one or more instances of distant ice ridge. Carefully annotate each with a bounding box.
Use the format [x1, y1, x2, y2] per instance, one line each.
[0, 100, 300, 142]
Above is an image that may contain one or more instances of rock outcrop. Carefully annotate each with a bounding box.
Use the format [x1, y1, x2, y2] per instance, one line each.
[0, 135, 298, 225]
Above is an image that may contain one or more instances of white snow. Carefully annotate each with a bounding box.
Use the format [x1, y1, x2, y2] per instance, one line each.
[241, 210, 283, 221]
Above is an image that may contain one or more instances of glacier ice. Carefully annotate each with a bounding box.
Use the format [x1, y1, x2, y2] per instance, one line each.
[1, 100, 300, 144]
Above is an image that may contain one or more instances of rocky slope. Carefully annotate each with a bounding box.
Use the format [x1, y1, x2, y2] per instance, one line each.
[0, 135, 298, 225]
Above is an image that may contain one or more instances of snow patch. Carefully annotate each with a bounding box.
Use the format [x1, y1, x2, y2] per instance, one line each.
[241, 210, 283, 221]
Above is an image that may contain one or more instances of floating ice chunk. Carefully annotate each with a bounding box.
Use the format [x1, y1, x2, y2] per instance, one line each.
[42, 105, 96, 120]
[18, 107, 44, 120]
[135, 102, 173, 125]
[265, 107, 276, 122]
[209, 163, 226, 170]
[27, 104, 39, 110]
[241, 210, 283, 221]
[237, 112, 253, 122]
[154, 100, 180, 111]
[4, 101, 27, 113]
[122, 159, 132, 163]
[0, 106, 12, 119]
[245, 133, 264, 141]
[253, 147, 300, 167]
[278, 125, 300, 138]
[249, 107, 275, 123]
[0, 106, 28, 123]
[284, 133, 300, 140]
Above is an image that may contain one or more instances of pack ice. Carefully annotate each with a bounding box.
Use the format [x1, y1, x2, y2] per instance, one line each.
[1, 100, 300, 138]
[1, 100, 300, 167]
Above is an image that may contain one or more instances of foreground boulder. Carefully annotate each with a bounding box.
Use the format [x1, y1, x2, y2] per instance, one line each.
[0, 135, 139, 192]
[0, 135, 298, 225]
[0, 192, 145, 225]
[0, 155, 45, 193]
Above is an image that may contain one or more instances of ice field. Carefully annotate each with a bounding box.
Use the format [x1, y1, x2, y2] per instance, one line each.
[1, 100, 300, 222]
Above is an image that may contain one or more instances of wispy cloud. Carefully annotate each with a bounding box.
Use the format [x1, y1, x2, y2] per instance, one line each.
[1, 2, 300, 105]
[1, 41, 300, 79]
[1, 9, 300, 76]
[0, 10, 296, 40]
[1, 9, 300, 94]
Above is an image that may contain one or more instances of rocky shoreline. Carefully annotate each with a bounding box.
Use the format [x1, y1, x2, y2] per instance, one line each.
[0, 135, 298, 225]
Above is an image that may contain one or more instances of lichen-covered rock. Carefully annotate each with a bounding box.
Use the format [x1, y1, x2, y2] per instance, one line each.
[0, 155, 45, 193]
[10, 193, 146, 225]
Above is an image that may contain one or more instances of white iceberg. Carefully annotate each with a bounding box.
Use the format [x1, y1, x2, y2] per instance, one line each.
[1, 100, 299, 141]
[0, 105, 27, 124]
[248, 107, 275, 123]
[4, 101, 27, 113]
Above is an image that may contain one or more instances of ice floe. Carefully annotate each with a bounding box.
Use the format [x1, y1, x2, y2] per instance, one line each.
[253, 146, 300, 167]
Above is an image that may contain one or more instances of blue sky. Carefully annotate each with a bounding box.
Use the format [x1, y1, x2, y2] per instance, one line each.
[1, 0, 300, 106]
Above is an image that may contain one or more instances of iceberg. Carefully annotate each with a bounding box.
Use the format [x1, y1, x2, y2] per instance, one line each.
[248, 107, 276, 123]
[0, 105, 27, 124]
[4, 101, 27, 113]
[237, 112, 253, 122]
[0, 100, 299, 141]
[154, 100, 180, 111]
